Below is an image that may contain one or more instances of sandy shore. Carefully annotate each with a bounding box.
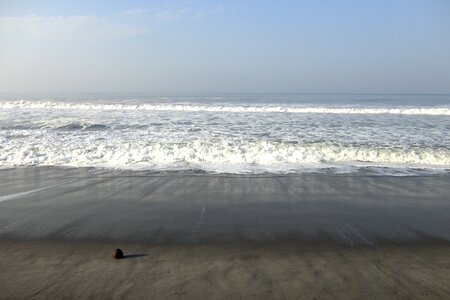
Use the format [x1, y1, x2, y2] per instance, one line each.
[0, 240, 449, 299]
[0, 167, 450, 298]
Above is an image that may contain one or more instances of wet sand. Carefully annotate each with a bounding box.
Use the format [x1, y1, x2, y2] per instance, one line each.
[0, 167, 449, 298]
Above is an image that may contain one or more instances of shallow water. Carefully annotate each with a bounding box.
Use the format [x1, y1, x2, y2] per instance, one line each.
[0, 167, 449, 244]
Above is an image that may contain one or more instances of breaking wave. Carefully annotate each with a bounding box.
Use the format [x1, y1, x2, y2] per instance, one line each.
[2, 97, 450, 174]
[1, 139, 449, 173]
[2, 100, 450, 115]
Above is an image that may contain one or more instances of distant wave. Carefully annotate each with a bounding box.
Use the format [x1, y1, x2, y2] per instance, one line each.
[2, 100, 450, 115]
[1, 140, 449, 173]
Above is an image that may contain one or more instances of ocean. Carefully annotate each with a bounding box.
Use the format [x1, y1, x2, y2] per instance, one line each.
[1, 93, 449, 175]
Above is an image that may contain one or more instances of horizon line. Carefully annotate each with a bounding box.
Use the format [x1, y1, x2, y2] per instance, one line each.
[1, 91, 450, 96]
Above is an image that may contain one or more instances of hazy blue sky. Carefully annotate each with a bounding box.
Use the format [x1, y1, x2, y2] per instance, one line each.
[1, 0, 449, 94]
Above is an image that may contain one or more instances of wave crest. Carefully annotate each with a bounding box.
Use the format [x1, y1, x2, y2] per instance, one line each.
[1, 140, 449, 173]
[2, 100, 450, 115]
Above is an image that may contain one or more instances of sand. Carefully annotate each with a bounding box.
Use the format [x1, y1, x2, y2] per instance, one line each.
[0, 167, 449, 299]
[1, 240, 449, 299]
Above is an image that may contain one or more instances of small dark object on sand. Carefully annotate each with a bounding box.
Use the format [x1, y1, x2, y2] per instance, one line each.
[113, 248, 124, 259]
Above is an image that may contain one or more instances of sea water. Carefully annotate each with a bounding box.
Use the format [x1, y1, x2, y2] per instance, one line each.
[1, 94, 449, 175]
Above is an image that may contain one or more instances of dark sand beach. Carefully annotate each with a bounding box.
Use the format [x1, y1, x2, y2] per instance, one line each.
[0, 167, 449, 299]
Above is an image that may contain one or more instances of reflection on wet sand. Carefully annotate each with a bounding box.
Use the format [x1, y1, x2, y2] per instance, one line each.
[0, 167, 449, 246]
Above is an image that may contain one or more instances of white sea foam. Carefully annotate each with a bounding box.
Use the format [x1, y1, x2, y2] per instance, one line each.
[2, 100, 450, 115]
[1, 139, 449, 173]
[1, 98, 449, 174]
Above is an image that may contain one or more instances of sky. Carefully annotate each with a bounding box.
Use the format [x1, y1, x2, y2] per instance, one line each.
[0, 0, 449, 94]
